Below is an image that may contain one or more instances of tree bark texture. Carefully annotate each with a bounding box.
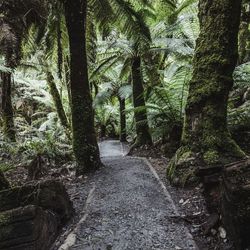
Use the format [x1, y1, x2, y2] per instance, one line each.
[118, 97, 127, 142]
[238, 2, 250, 64]
[167, 0, 245, 185]
[0, 72, 16, 141]
[64, 0, 102, 174]
[131, 56, 152, 147]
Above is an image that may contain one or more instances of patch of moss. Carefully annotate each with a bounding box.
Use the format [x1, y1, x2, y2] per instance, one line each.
[167, 146, 197, 186]
[203, 150, 220, 164]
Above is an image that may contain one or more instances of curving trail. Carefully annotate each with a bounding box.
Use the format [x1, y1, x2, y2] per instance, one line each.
[59, 140, 197, 250]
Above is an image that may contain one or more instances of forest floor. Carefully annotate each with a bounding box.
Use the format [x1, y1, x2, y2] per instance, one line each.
[4, 140, 234, 250]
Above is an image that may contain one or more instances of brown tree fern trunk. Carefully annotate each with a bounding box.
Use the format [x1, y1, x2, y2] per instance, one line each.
[46, 71, 70, 139]
[57, 15, 63, 80]
[131, 56, 152, 147]
[64, 0, 102, 174]
[118, 96, 127, 142]
[0, 72, 15, 141]
[168, 0, 245, 185]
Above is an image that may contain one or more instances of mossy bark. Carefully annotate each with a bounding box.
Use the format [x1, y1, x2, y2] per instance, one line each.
[0, 72, 16, 142]
[64, 0, 102, 174]
[238, 2, 250, 64]
[131, 56, 152, 147]
[118, 97, 127, 142]
[46, 70, 70, 138]
[167, 0, 246, 186]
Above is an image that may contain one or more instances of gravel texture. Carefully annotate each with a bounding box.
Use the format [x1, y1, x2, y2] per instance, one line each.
[66, 141, 197, 250]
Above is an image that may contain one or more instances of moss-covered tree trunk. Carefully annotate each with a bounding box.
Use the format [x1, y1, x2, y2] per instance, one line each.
[64, 0, 102, 174]
[118, 96, 127, 142]
[131, 56, 152, 147]
[168, 0, 245, 185]
[238, 2, 250, 64]
[46, 71, 70, 137]
[0, 72, 16, 142]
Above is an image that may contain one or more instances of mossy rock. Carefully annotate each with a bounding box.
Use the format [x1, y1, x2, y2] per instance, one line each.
[0, 180, 74, 250]
[0, 180, 74, 224]
[0, 205, 58, 250]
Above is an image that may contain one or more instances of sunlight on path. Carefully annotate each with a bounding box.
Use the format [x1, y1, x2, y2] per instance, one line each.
[99, 140, 125, 158]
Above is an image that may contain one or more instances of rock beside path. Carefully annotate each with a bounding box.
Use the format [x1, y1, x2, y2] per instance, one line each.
[0, 180, 73, 250]
[0, 205, 58, 250]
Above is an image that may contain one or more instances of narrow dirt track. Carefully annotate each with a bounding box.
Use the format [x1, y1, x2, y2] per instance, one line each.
[60, 140, 197, 250]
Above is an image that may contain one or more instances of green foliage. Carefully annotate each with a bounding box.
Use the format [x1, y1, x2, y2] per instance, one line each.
[0, 162, 13, 173]
[90, 0, 198, 142]
[7, 0, 246, 169]
[228, 63, 250, 132]
[18, 131, 71, 160]
[147, 64, 191, 140]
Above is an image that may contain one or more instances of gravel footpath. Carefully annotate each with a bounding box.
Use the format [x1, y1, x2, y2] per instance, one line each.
[59, 141, 197, 250]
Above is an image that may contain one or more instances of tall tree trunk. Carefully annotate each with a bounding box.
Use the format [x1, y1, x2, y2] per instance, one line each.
[118, 96, 127, 142]
[167, 0, 245, 185]
[238, 2, 250, 64]
[131, 56, 152, 147]
[57, 15, 63, 80]
[46, 70, 71, 139]
[64, 0, 102, 174]
[0, 72, 15, 141]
